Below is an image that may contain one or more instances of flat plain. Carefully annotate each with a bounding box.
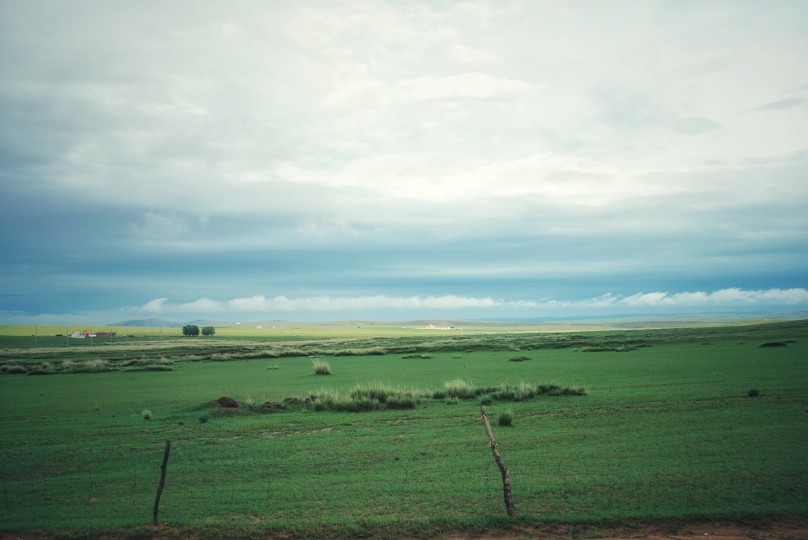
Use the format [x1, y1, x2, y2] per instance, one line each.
[0, 319, 806, 538]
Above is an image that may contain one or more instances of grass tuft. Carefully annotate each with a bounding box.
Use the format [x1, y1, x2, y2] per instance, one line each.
[443, 378, 475, 399]
[313, 360, 332, 375]
[498, 410, 513, 427]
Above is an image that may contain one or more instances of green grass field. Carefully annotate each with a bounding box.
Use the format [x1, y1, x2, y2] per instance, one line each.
[1, 320, 806, 538]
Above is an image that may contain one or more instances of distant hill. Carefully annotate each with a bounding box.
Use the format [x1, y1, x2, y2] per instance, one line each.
[107, 319, 184, 328]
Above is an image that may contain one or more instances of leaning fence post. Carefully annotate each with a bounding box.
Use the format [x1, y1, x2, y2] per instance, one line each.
[152, 440, 171, 526]
[480, 405, 515, 518]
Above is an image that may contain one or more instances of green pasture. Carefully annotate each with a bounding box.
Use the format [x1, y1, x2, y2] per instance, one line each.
[0, 321, 807, 537]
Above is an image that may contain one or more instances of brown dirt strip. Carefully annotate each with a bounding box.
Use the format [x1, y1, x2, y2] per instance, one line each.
[2, 518, 807, 539]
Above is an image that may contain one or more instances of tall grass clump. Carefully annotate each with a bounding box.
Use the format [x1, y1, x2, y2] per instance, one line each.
[308, 388, 342, 411]
[71, 359, 114, 373]
[312, 360, 332, 375]
[142, 409, 152, 420]
[348, 382, 425, 410]
[444, 378, 476, 399]
[490, 382, 587, 401]
[498, 410, 513, 427]
[1, 365, 27, 375]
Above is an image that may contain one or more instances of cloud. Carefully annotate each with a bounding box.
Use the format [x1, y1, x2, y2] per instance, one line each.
[751, 98, 807, 112]
[139, 294, 537, 314]
[604, 288, 808, 308]
[1, 2, 807, 323]
[129, 212, 190, 237]
[325, 72, 535, 105]
[136, 288, 808, 317]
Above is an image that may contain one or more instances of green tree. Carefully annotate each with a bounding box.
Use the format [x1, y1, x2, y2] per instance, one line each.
[201, 326, 216, 336]
[182, 325, 199, 337]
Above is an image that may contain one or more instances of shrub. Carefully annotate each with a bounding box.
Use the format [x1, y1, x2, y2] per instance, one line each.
[313, 360, 332, 375]
[198, 413, 209, 423]
[498, 410, 513, 427]
[445, 397, 458, 405]
[480, 395, 493, 406]
[509, 356, 532, 362]
[142, 409, 152, 420]
[748, 388, 761, 398]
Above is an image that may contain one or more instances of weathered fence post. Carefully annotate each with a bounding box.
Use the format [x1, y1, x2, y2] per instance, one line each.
[480, 405, 515, 518]
[152, 440, 171, 526]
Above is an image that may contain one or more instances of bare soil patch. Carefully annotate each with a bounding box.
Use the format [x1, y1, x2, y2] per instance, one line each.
[2, 519, 807, 540]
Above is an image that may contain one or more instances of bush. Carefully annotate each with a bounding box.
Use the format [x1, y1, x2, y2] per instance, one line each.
[509, 356, 532, 362]
[748, 388, 761, 397]
[480, 395, 493, 406]
[498, 410, 513, 427]
[313, 360, 332, 375]
[142, 409, 152, 420]
[198, 413, 209, 423]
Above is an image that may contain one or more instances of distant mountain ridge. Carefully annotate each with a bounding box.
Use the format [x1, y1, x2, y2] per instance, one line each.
[107, 319, 184, 328]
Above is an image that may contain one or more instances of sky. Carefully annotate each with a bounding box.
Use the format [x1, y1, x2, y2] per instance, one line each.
[1, 0, 807, 324]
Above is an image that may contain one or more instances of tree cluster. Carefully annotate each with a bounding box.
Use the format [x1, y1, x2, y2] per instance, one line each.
[182, 324, 216, 336]
[182, 325, 216, 337]
[182, 325, 199, 336]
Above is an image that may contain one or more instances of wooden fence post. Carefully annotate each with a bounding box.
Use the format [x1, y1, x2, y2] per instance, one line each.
[480, 405, 515, 518]
[152, 440, 171, 526]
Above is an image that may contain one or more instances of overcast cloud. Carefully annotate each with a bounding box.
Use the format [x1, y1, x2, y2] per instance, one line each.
[1, 1, 807, 324]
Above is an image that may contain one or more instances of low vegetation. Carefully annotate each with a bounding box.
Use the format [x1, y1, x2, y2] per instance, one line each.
[498, 409, 513, 427]
[312, 359, 332, 375]
[0, 319, 806, 538]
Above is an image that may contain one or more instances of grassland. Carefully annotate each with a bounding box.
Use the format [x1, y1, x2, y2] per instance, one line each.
[0, 320, 807, 538]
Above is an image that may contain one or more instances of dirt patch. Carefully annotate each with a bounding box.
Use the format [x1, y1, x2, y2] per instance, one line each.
[215, 396, 239, 408]
[2, 518, 806, 539]
[263, 401, 285, 411]
[262, 427, 334, 437]
[439, 519, 808, 539]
